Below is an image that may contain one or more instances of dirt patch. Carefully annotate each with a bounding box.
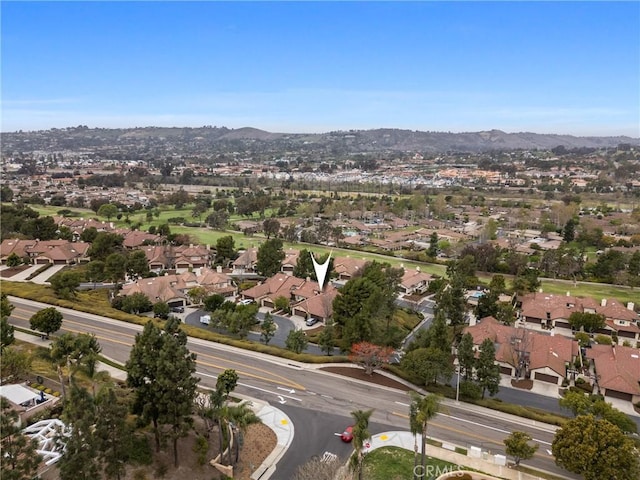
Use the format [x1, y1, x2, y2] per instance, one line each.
[41, 418, 276, 480]
[321, 366, 413, 391]
[511, 379, 534, 390]
[0, 265, 31, 278]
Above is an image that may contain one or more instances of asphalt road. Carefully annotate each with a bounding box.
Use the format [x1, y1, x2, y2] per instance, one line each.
[9, 296, 583, 478]
[183, 308, 326, 355]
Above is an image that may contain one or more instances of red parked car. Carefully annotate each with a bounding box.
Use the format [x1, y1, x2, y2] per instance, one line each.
[340, 425, 354, 442]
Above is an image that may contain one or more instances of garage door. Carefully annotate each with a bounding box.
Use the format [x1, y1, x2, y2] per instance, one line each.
[534, 372, 558, 384]
[605, 389, 633, 401]
[263, 300, 274, 308]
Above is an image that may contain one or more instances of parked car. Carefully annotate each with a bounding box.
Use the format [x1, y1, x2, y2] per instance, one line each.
[200, 315, 211, 325]
[306, 317, 319, 327]
[170, 306, 185, 313]
[340, 426, 354, 442]
[238, 299, 254, 305]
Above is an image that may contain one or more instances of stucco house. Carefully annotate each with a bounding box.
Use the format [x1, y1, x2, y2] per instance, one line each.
[464, 316, 580, 386]
[585, 344, 640, 404]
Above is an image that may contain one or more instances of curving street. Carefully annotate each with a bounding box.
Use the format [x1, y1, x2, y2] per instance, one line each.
[8, 296, 585, 478]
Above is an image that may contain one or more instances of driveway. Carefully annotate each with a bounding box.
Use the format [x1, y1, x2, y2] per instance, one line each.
[30, 264, 66, 284]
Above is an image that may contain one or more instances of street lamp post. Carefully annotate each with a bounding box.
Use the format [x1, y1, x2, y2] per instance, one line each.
[455, 360, 461, 404]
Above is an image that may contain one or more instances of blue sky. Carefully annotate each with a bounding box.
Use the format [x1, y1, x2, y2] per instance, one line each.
[2, 1, 639, 136]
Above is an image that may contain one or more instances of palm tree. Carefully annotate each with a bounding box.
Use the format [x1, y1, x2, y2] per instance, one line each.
[349, 408, 373, 480]
[409, 392, 440, 477]
[226, 401, 261, 465]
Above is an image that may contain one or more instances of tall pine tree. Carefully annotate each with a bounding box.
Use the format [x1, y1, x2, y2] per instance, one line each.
[126, 318, 198, 467]
[94, 387, 130, 480]
[476, 338, 501, 399]
[58, 385, 99, 480]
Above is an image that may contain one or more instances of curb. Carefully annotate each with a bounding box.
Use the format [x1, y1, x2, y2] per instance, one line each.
[249, 401, 294, 480]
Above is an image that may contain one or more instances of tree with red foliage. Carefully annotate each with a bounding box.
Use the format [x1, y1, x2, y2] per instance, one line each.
[349, 341, 394, 376]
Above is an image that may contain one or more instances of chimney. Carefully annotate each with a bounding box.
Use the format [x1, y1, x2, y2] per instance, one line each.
[416, 266, 421, 272]
[216, 265, 222, 273]
[601, 298, 607, 307]
[628, 302, 635, 311]
[566, 291, 570, 296]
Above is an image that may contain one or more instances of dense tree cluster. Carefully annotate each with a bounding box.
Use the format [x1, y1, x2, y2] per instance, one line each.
[332, 261, 404, 348]
[552, 415, 639, 480]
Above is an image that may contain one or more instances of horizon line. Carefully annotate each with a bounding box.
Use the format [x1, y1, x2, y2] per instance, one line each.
[2, 125, 639, 140]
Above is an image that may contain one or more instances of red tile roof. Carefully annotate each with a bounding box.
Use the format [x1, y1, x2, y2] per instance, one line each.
[586, 344, 640, 395]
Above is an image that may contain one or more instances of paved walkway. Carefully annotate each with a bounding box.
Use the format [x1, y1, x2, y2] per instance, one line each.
[30, 265, 66, 284]
[0, 264, 42, 282]
[0, 264, 66, 284]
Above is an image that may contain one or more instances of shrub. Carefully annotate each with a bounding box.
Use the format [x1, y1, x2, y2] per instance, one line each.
[459, 381, 482, 401]
[128, 434, 153, 466]
[155, 461, 168, 478]
[44, 388, 52, 394]
[193, 435, 209, 466]
[53, 391, 61, 397]
[132, 470, 147, 480]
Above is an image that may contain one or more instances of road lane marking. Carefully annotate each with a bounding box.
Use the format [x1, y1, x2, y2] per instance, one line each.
[437, 413, 551, 445]
[62, 326, 134, 347]
[14, 311, 306, 390]
[200, 372, 303, 403]
[391, 411, 554, 461]
[196, 358, 303, 390]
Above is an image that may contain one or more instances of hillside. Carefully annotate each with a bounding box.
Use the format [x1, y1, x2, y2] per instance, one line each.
[1, 125, 638, 155]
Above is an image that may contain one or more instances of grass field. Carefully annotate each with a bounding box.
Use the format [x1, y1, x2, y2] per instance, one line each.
[15, 203, 637, 304]
[362, 446, 472, 480]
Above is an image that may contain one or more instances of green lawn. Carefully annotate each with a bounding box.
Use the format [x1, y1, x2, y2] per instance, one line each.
[539, 279, 638, 305]
[362, 446, 472, 480]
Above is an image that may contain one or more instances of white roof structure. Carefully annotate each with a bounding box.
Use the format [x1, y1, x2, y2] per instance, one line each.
[0, 384, 40, 406]
[21, 419, 69, 466]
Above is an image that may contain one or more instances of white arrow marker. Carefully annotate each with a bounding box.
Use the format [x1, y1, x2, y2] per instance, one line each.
[277, 395, 286, 404]
[277, 387, 296, 394]
[311, 250, 332, 290]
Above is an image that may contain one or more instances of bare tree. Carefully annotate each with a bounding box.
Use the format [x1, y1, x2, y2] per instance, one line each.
[292, 454, 343, 480]
[508, 326, 532, 380]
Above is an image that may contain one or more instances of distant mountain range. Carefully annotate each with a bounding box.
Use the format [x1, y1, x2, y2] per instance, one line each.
[2, 126, 638, 154]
